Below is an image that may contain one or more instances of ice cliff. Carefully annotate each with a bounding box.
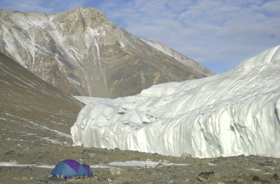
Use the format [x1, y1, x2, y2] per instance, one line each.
[71, 45, 280, 158]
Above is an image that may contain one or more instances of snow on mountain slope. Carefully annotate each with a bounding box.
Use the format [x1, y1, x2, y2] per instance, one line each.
[138, 38, 215, 77]
[71, 45, 280, 158]
[0, 52, 83, 145]
[0, 7, 214, 98]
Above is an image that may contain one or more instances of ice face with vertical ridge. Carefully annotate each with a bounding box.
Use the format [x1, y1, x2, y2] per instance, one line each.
[71, 45, 280, 158]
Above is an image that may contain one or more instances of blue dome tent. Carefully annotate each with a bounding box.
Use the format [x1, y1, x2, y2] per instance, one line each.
[51, 159, 93, 179]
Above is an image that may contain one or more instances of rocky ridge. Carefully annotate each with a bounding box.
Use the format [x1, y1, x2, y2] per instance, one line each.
[0, 7, 214, 98]
[138, 37, 212, 77]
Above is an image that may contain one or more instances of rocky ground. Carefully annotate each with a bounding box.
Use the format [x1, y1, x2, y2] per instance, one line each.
[0, 136, 279, 184]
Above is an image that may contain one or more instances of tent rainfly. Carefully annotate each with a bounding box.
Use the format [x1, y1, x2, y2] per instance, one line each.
[51, 159, 92, 179]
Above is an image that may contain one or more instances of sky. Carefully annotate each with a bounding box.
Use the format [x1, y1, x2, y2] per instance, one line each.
[0, 0, 279, 73]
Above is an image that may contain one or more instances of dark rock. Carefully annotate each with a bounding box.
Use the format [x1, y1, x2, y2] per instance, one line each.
[252, 176, 260, 181]
[273, 173, 278, 180]
[4, 150, 15, 155]
[198, 172, 215, 183]
[198, 171, 215, 179]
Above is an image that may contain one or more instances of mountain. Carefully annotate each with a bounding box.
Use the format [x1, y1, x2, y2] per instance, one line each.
[71, 45, 280, 158]
[138, 37, 212, 76]
[0, 7, 214, 98]
[0, 52, 83, 146]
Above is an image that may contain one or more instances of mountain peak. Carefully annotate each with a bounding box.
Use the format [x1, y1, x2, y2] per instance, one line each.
[65, 6, 106, 19]
[0, 7, 214, 98]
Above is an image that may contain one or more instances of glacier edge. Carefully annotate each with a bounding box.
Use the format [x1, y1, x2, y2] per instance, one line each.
[71, 45, 280, 158]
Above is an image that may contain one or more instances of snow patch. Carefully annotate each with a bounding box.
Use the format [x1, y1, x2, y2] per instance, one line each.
[0, 161, 188, 169]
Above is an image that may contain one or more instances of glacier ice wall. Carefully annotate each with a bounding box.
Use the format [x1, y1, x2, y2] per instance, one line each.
[71, 45, 280, 158]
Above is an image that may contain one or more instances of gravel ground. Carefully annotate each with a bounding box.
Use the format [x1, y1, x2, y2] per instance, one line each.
[0, 137, 279, 184]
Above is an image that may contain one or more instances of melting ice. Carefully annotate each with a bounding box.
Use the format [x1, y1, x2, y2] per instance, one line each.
[71, 45, 280, 158]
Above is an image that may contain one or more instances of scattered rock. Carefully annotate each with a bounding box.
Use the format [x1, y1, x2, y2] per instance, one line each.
[0, 140, 280, 184]
[198, 176, 208, 182]
[181, 152, 192, 159]
[88, 153, 96, 157]
[199, 171, 215, 178]
[34, 174, 48, 181]
[110, 167, 125, 175]
[4, 150, 15, 155]
[198, 172, 215, 182]
[45, 177, 65, 182]
[252, 176, 260, 181]
[273, 173, 278, 180]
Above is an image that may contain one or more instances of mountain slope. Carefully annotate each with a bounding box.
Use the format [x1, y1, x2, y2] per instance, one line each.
[0, 53, 83, 146]
[71, 45, 280, 158]
[138, 37, 214, 77]
[0, 7, 214, 98]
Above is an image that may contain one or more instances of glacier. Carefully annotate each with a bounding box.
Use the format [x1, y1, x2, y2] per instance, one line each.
[71, 45, 280, 158]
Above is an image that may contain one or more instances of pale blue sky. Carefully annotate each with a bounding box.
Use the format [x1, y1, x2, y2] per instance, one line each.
[1, 0, 279, 73]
